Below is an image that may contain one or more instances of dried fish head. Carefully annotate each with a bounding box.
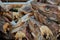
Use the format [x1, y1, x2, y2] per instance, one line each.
[15, 31, 26, 38]
[3, 23, 11, 33]
[40, 25, 56, 40]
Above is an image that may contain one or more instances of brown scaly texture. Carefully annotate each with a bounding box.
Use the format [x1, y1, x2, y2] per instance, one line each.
[0, 0, 60, 40]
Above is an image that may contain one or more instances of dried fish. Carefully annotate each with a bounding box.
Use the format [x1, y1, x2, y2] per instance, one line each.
[15, 31, 26, 40]
[15, 13, 32, 27]
[31, 2, 60, 23]
[0, 0, 60, 40]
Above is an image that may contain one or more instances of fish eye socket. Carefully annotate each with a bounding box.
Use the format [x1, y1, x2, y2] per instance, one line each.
[45, 6, 50, 11]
